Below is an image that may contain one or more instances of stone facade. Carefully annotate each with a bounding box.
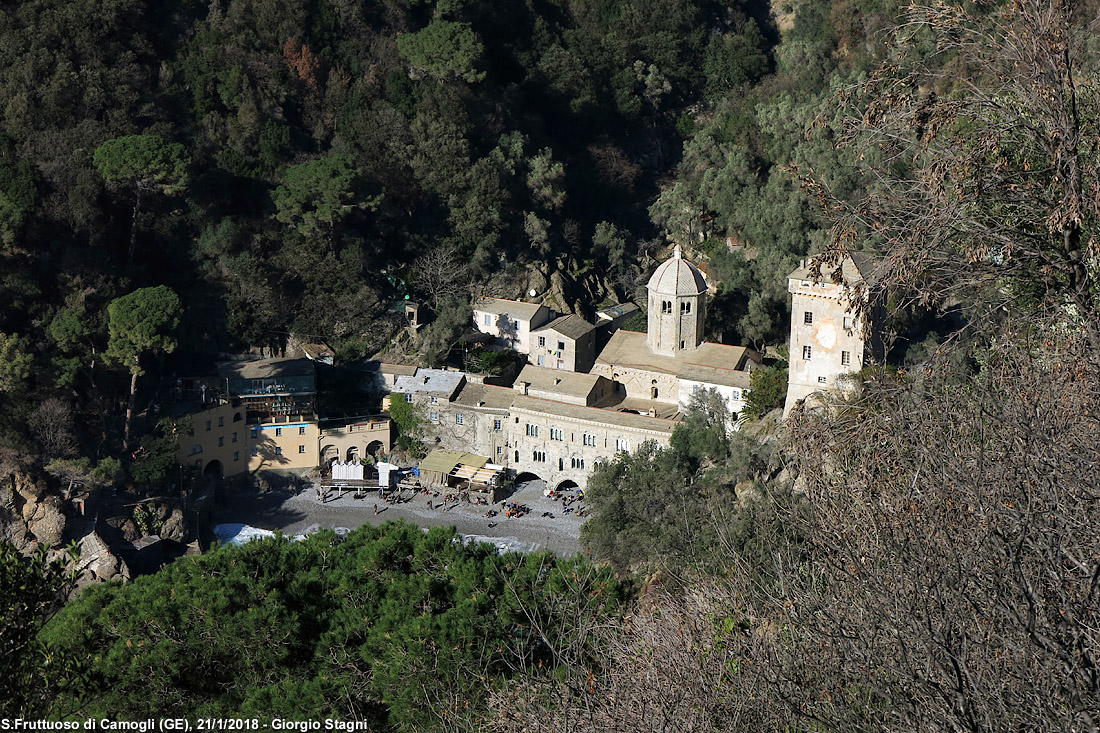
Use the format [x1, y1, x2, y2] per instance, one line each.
[472, 298, 554, 355]
[784, 254, 877, 414]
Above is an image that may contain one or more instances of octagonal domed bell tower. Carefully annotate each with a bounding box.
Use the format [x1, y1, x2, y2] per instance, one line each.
[646, 245, 707, 356]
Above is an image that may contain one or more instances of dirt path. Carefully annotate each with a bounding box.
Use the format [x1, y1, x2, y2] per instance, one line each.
[215, 479, 587, 557]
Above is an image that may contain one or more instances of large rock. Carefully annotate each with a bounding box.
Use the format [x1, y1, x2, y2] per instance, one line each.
[160, 507, 186, 542]
[26, 496, 66, 547]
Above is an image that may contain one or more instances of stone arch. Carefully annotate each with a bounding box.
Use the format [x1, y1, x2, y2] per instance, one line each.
[366, 440, 385, 457]
[233, 411, 243, 422]
[555, 479, 579, 492]
[346, 446, 360, 462]
[513, 471, 543, 484]
[203, 459, 223, 479]
[321, 444, 338, 467]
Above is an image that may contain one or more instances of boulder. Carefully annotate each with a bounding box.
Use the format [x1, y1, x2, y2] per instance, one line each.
[27, 497, 65, 547]
[160, 507, 186, 542]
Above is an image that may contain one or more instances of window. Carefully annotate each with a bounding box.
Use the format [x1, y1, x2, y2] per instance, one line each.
[205, 420, 212, 431]
[532, 450, 546, 462]
[251, 428, 259, 439]
[804, 311, 813, 324]
[680, 341, 686, 349]
[550, 427, 563, 441]
[526, 424, 538, 437]
[515, 450, 520, 462]
[218, 416, 224, 427]
[818, 376, 827, 383]
[841, 350, 851, 366]
[252, 448, 259, 457]
[661, 300, 671, 314]
[557, 340, 565, 351]
[493, 419, 502, 431]
[233, 451, 240, 462]
[496, 446, 503, 455]
[731, 389, 741, 400]
[232, 432, 238, 443]
[218, 437, 224, 447]
[559, 457, 564, 471]
[583, 433, 596, 447]
[233, 412, 242, 422]
[484, 314, 491, 325]
[537, 355, 545, 366]
[275, 427, 283, 436]
[681, 301, 691, 314]
[557, 360, 564, 370]
[615, 438, 630, 451]
[429, 411, 439, 422]
[843, 316, 852, 330]
[803, 345, 812, 360]
[538, 336, 546, 347]
[429, 395, 438, 404]
[455, 413, 465, 425]
[692, 384, 700, 394]
[299, 426, 306, 435]
[405, 393, 413, 401]
[274, 447, 282, 456]
[299, 445, 306, 453]
[571, 457, 585, 469]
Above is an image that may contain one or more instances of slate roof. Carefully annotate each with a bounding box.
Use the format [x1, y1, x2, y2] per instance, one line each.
[533, 314, 596, 340]
[472, 297, 549, 322]
[452, 382, 515, 409]
[596, 330, 755, 378]
[647, 245, 708, 296]
[510, 394, 678, 434]
[515, 365, 604, 400]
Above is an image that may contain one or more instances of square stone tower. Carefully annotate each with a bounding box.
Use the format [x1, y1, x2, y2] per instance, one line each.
[784, 253, 877, 414]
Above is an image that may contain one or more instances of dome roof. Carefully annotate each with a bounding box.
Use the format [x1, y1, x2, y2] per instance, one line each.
[647, 245, 707, 296]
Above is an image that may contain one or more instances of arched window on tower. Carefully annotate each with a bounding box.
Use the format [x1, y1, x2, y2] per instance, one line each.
[680, 301, 691, 314]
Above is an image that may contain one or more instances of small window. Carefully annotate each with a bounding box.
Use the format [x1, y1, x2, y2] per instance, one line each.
[550, 427, 563, 441]
[251, 428, 259, 438]
[843, 316, 852, 330]
[298, 445, 306, 454]
[496, 446, 503, 455]
[680, 341, 686, 349]
[558, 457, 564, 471]
[557, 340, 565, 351]
[205, 420, 212, 431]
[731, 389, 741, 400]
[615, 438, 630, 452]
[493, 419, 502, 431]
[274, 447, 282, 456]
[680, 301, 691, 314]
[430, 395, 438, 404]
[233, 412, 242, 422]
[537, 355, 545, 366]
[299, 426, 306, 435]
[484, 314, 491, 325]
[251, 448, 259, 457]
[275, 427, 282, 437]
[841, 350, 851, 366]
[430, 411, 439, 422]
[526, 424, 538, 436]
[405, 393, 413, 401]
[583, 433, 596, 447]
[218, 416, 224, 427]
[232, 432, 238, 443]
[538, 336, 546, 347]
[692, 384, 700, 394]
[803, 345, 812, 360]
[515, 450, 519, 462]
[804, 311, 813, 325]
[818, 376, 827, 384]
[233, 451, 240, 462]
[456, 413, 465, 425]
[218, 437, 224, 447]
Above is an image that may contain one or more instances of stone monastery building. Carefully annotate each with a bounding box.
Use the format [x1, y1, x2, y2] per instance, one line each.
[181, 246, 774, 490]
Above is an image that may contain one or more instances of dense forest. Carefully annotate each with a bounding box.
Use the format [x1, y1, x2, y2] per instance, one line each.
[4, 0, 1100, 729]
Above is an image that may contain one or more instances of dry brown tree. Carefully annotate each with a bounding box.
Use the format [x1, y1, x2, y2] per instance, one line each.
[807, 0, 1100, 345]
